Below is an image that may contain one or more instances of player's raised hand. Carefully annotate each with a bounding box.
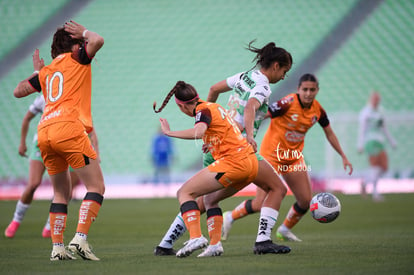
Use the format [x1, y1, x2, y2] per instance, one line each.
[64, 20, 86, 39]
[32, 49, 44, 71]
[159, 118, 171, 136]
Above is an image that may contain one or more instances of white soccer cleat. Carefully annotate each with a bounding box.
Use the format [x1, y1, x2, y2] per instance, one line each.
[176, 236, 208, 258]
[50, 246, 77, 261]
[68, 235, 100, 261]
[197, 242, 224, 257]
[221, 211, 233, 241]
[276, 228, 302, 242]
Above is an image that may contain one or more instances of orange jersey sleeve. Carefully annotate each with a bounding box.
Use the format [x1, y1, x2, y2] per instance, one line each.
[260, 93, 329, 163]
[195, 100, 254, 160]
[38, 52, 92, 131]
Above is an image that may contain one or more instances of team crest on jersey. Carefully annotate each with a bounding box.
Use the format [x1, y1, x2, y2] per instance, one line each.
[311, 115, 318, 125]
[291, 114, 299, 121]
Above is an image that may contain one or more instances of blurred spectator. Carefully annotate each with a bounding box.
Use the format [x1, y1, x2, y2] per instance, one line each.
[151, 127, 174, 184]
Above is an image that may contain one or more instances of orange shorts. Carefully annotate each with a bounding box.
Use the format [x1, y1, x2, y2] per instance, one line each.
[268, 157, 307, 175]
[208, 153, 258, 190]
[37, 121, 97, 175]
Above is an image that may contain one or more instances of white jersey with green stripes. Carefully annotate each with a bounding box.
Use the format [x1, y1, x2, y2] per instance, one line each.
[358, 104, 388, 147]
[29, 94, 45, 143]
[225, 69, 271, 137]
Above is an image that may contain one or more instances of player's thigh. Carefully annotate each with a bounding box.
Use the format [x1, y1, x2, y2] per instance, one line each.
[177, 168, 223, 204]
[203, 186, 239, 209]
[377, 151, 388, 171]
[72, 158, 104, 194]
[283, 170, 312, 206]
[253, 159, 285, 193]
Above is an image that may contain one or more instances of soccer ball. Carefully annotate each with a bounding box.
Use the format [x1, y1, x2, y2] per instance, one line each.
[309, 192, 341, 223]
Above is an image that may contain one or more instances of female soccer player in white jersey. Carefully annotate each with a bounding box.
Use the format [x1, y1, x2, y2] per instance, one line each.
[358, 91, 396, 201]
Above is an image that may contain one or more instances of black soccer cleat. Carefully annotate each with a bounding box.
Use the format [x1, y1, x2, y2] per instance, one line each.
[253, 240, 291, 255]
[154, 246, 177, 256]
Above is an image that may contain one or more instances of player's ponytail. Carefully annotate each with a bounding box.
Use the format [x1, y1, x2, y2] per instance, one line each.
[153, 81, 199, 113]
[247, 40, 292, 70]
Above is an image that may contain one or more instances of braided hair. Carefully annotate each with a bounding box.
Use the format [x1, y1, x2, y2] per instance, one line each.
[153, 81, 198, 113]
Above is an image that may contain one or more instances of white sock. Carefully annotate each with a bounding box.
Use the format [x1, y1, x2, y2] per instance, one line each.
[158, 213, 187, 249]
[256, 207, 279, 243]
[13, 200, 30, 223]
[225, 210, 234, 224]
[370, 167, 383, 196]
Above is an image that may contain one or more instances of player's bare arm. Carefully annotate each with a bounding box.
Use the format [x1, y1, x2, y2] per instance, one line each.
[14, 49, 44, 98]
[159, 118, 207, 140]
[323, 125, 353, 175]
[207, 80, 231, 102]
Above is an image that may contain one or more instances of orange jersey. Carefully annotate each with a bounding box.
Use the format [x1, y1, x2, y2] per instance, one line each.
[195, 100, 254, 160]
[37, 50, 93, 132]
[260, 93, 329, 164]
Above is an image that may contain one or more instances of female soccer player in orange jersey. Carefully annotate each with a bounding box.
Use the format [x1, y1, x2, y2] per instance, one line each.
[153, 81, 290, 257]
[154, 41, 292, 257]
[13, 21, 105, 261]
[221, 73, 353, 242]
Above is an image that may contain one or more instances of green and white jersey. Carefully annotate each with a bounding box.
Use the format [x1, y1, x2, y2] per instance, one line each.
[29, 94, 45, 143]
[358, 104, 395, 149]
[28, 95, 45, 161]
[226, 70, 271, 137]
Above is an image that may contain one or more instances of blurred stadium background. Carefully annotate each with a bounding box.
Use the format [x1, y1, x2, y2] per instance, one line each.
[0, 0, 413, 195]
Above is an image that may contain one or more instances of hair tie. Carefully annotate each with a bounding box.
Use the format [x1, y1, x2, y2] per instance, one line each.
[175, 95, 199, 104]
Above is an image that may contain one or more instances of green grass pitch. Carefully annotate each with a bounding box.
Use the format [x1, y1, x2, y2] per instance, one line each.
[1, 193, 413, 274]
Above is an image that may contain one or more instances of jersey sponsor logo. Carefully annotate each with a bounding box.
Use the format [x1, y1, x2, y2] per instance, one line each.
[234, 83, 246, 95]
[285, 131, 305, 143]
[39, 109, 61, 124]
[242, 74, 256, 89]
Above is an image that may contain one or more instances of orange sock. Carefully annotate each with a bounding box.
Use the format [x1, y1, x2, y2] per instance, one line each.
[181, 201, 201, 239]
[49, 203, 67, 245]
[76, 192, 103, 235]
[283, 203, 306, 229]
[231, 199, 253, 220]
[206, 208, 223, 245]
